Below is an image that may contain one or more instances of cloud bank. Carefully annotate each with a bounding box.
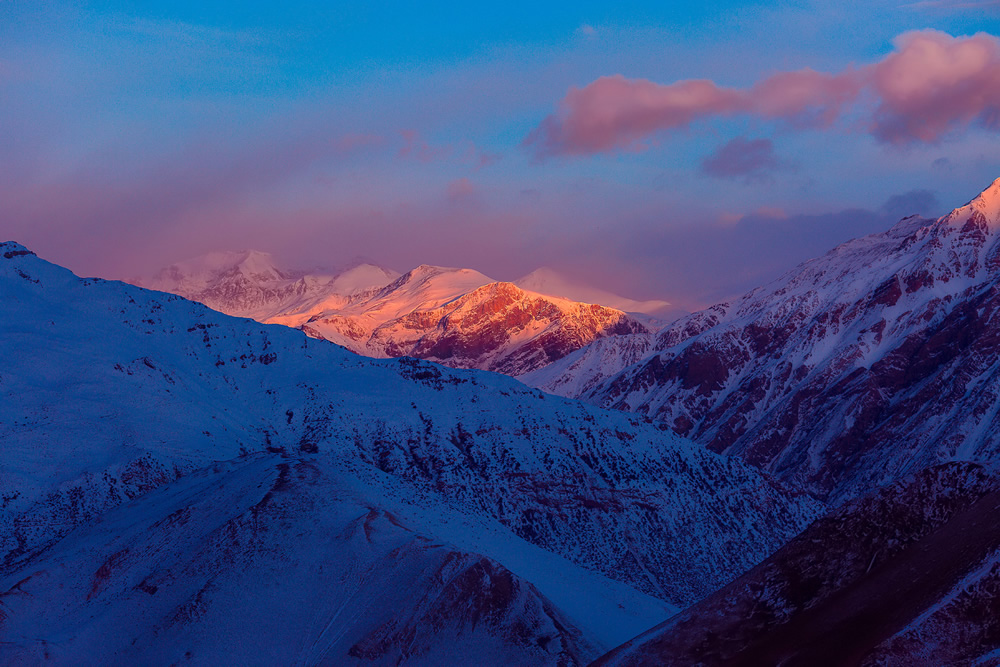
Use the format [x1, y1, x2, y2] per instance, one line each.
[526, 30, 1000, 156]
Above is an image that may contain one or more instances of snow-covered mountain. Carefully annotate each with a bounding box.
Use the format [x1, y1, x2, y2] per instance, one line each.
[526, 178, 1000, 503]
[137, 249, 401, 321]
[141, 254, 655, 377]
[301, 267, 651, 375]
[596, 462, 1000, 666]
[0, 242, 819, 662]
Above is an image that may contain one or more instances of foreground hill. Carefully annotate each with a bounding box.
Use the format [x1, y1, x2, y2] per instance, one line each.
[527, 178, 1000, 502]
[597, 462, 1000, 666]
[0, 242, 817, 663]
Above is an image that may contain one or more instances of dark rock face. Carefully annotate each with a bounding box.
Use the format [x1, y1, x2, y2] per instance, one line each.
[596, 462, 1000, 667]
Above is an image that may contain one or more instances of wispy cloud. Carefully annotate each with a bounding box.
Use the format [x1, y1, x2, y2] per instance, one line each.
[526, 30, 1000, 156]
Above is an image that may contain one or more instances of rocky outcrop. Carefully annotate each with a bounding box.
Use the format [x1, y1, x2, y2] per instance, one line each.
[596, 462, 1000, 666]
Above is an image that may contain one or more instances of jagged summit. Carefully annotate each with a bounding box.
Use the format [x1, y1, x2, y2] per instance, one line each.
[970, 176, 1000, 220]
[941, 176, 1000, 227]
[1, 241, 34, 255]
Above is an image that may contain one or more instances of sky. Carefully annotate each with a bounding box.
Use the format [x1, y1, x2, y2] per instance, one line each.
[2, 1, 1000, 308]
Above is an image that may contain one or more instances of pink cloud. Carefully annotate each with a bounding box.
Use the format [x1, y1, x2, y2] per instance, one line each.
[336, 133, 385, 153]
[446, 177, 477, 203]
[458, 141, 502, 170]
[524, 75, 743, 155]
[749, 69, 861, 125]
[397, 130, 451, 162]
[526, 31, 1000, 156]
[868, 30, 1000, 143]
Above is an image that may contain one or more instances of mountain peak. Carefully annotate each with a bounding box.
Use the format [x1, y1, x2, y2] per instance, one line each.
[971, 176, 1000, 220]
[1, 241, 35, 258]
[941, 177, 1000, 228]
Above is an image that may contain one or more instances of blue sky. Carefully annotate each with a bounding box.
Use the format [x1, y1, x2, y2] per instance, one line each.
[2, 1, 1000, 306]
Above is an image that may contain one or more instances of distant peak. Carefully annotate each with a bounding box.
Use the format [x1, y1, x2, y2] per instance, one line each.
[402, 264, 488, 281]
[411, 264, 460, 274]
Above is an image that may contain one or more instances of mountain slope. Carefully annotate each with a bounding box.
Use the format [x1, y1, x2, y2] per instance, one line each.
[595, 462, 1000, 666]
[529, 178, 1000, 502]
[0, 456, 605, 665]
[0, 242, 820, 661]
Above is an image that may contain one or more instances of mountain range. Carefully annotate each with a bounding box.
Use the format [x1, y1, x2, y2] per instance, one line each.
[137, 255, 669, 376]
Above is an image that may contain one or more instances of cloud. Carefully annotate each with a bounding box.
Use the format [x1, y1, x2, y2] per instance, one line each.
[458, 142, 501, 171]
[524, 75, 743, 155]
[700, 137, 786, 183]
[576, 24, 598, 38]
[446, 177, 477, 203]
[526, 30, 1000, 156]
[879, 188, 942, 218]
[397, 130, 451, 162]
[868, 31, 1000, 143]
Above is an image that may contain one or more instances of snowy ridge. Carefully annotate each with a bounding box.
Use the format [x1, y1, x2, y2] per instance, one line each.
[0, 242, 820, 662]
[143, 252, 656, 376]
[526, 178, 1000, 502]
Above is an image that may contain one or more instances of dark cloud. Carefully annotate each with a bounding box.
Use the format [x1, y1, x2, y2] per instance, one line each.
[701, 137, 785, 183]
[879, 189, 942, 219]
